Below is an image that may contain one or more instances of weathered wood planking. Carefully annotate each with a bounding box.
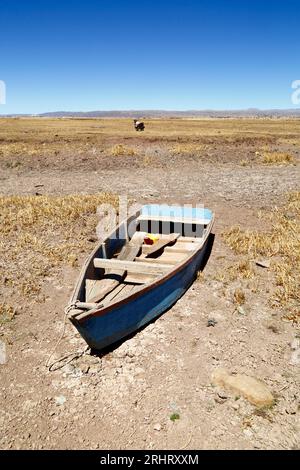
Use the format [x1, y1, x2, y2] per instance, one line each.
[142, 233, 180, 256]
[135, 257, 178, 265]
[94, 258, 173, 275]
[86, 236, 144, 303]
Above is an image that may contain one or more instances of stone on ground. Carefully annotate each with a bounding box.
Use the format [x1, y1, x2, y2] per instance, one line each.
[0, 340, 7, 365]
[211, 368, 275, 408]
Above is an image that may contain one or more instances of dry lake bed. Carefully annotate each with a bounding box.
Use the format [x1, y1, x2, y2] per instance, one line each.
[0, 117, 299, 449]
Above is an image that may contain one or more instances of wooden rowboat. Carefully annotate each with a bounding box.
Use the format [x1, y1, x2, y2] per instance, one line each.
[66, 205, 214, 350]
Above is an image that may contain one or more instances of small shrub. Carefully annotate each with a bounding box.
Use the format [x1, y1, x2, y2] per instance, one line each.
[170, 413, 180, 422]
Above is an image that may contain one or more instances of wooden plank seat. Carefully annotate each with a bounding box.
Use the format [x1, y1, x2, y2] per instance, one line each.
[70, 282, 140, 318]
[164, 243, 201, 253]
[138, 215, 211, 225]
[177, 236, 204, 242]
[86, 233, 145, 303]
[94, 258, 173, 275]
[141, 234, 202, 243]
[135, 257, 178, 265]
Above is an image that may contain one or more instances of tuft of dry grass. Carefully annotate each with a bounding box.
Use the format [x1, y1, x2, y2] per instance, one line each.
[0, 303, 16, 325]
[143, 155, 155, 166]
[214, 258, 254, 283]
[0, 142, 40, 158]
[110, 144, 136, 156]
[233, 288, 246, 305]
[170, 142, 206, 156]
[223, 192, 300, 321]
[235, 259, 254, 279]
[261, 151, 294, 165]
[0, 193, 118, 322]
[197, 271, 205, 283]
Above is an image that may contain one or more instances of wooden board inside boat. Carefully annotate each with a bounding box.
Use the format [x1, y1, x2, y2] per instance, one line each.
[83, 229, 207, 307]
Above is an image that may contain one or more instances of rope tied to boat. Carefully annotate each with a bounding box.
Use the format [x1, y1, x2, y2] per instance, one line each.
[47, 346, 90, 372]
[45, 302, 89, 372]
[64, 301, 80, 315]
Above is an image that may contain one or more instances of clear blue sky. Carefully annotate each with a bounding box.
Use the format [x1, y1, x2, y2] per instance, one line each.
[0, 0, 299, 113]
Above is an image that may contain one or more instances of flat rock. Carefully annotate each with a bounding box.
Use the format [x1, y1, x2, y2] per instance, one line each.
[290, 350, 300, 366]
[255, 259, 270, 269]
[211, 368, 274, 408]
[55, 395, 67, 406]
[243, 429, 253, 439]
[0, 340, 7, 365]
[237, 306, 247, 316]
[290, 338, 300, 350]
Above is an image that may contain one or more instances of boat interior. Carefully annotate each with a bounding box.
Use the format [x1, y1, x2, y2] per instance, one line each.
[69, 208, 213, 317]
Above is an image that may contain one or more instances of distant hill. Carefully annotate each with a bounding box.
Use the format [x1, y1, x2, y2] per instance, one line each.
[1, 109, 300, 118]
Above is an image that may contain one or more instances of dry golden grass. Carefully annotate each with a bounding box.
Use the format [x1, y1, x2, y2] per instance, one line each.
[262, 151, 294, 165]
[170, 142, 206, 156]
[255, 145, 295, 165]
[196, 271, 205, 283]
[215, 259, 254, 283]
[0, 118, 299, 170]
[0, 142, 40, 158]
[233, 288, 246, 305]
[0, 303, 15, 325]
[0, 117, 299, 149]
[143, 155, 155, 166]
[0, 193, 118, 233]
[0, 193, 118, 324]
[223, 192, 300, 321]
[110, 144, 136, 156]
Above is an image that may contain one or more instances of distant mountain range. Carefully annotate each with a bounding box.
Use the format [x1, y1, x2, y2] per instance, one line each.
[1, 109, 300, 118]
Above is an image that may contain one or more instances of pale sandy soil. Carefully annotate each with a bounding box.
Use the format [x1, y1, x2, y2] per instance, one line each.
[0, 118, 299, 450]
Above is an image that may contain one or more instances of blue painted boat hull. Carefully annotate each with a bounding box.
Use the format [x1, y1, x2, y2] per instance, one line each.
[71, 236, 209, 351]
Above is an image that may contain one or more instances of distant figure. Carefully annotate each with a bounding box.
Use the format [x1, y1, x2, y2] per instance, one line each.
[134, 119, 145, 131]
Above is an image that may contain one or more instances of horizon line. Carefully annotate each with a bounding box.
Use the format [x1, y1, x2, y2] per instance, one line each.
[1, 107, 300, 116]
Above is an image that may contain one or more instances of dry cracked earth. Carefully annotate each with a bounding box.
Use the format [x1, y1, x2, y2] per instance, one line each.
[0, 118, 299, 450]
